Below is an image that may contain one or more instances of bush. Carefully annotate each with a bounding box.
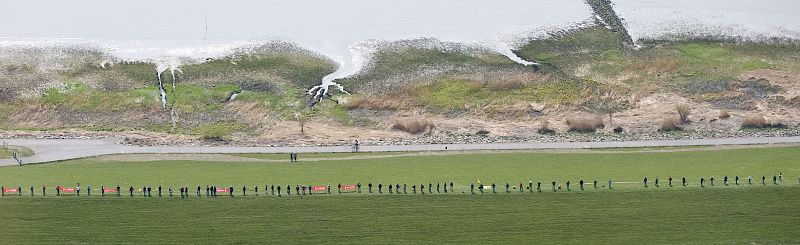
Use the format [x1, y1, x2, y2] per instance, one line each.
[676, 104, 691, 123]
[565, 116, 604, 133]
[391, 118, 434, 134]
[537, 121, 556, 134]
[659, 117, 682, 132]
[741, 115, 766, 128]
[718, 110, 730, 120]
[343, 95, 366, 110]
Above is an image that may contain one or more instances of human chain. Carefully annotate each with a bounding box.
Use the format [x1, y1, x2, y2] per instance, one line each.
[1, 173, 791, 197]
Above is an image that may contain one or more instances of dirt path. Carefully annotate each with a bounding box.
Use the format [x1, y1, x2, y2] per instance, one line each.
[2, 136, 800, 165]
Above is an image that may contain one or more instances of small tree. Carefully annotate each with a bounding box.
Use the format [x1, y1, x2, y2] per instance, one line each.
[584, 90, 630, 128]
[676, 104, 691, 123]
[294, 112, 307, 134]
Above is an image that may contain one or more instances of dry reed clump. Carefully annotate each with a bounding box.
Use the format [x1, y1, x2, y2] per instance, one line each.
[343, 94, 412, 111]
[659, 117, 682, 132]
[676, 104, 691, 123]
[391, 118, 434, 134]
[565, 116, 604, 133]
[718, 110, 730, 120]
[537, 121, 556, 134]
[741, 115, 766, 128]
[343, 95, 367, 110]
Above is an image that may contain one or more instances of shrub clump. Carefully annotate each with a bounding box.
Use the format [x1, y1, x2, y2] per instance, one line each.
[565, 116, 604, 133]
[739, 115, 786, 129]
[718, 110, 730, 120]
[659, 117, 682, 132]
[740, 115, 766, 128]
[391, 118, 434, 134]
[676, 104, 691, 123]
[537, 121, 556, 134]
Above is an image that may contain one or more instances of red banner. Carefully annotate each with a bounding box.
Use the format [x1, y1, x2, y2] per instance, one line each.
[311, 186, 327, 192]
[103, 188, 118, 193]
[217, 188, 229, 193]
[60, 187, 76, 193]
[341, 184, 356, 192]
[2, 188, 18, 193]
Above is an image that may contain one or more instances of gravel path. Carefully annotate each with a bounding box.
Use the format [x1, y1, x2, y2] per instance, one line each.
[2, 136, 800, 166]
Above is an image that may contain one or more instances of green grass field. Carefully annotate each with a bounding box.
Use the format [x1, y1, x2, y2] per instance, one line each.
[1, 146, 799, 243]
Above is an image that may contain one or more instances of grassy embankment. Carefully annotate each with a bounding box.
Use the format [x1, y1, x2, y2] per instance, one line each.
[342, 26, 800, 119]
[2, 29, 799, 136]
[0, 146, 798, 243]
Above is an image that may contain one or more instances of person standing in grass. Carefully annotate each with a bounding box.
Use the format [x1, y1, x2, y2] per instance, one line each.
[76, 183, 80, 196]
[655, 177, 659, 188]
[700, 177, 705, 188]
[519, 182, 523, 192]
[30, 186, 34, 196]
[158, 185, 162, 197]
[287, 185, 291, 195]
[735, 176, 740, 185]
[271, 185, 275, 195]
[254, 185, 258, 196]
[368, 183, 372, 193]
[491, 183, 496, 194]
[450, 182, 453, 192]
[116, 185, 120, 196]
[429, 183, 433, 193]
[295, 185, 300, 195]
[396, 184, 400, 194]
[668, 176, 673, 187]
[579, 180, 584, 191]
[762, 176, 766, 185]
[779, 172, 783, 182]
[538, 181, 542, 192]
[229, 186, 234, 197]
[710, 176, 715, 186]
[773, 176, 777, 185]
[388, 183, 393, 194]
[470, 182, 474, 194]
[643, 177, 648, 188]
[129, 186, 134, 197]
[42, 185, 46, 196]
[378, 183, 382, 194]
[101, 185, 105, 197]
[552, 181, 556, 191]
[56, 186, 60, 196]
[243, 186, 248, 196]
[724, 175, 728, 185]
[437, 182, 440, 193]
[682, 177, 686, 186]
[505, 182, 510, 193]
[529, 181, 533, 193]
[566, 181, 571, 191]
[169, 186, 173, 197]
[608, 179, 612, 189]
[277, 185, 282, 197]
[403, 184, 407, 194]
[748, 176, 753, 185]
